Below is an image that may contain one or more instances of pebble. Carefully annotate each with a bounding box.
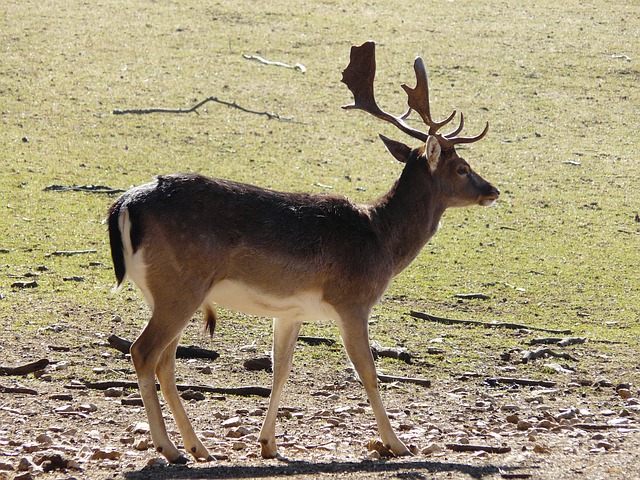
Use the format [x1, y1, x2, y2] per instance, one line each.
[222, 416, 242, 428]
[517, 420, 533, 431]
[422, 443, 442, 455]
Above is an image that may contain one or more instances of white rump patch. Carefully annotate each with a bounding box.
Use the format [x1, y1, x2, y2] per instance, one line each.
[119, 208, 154, 311]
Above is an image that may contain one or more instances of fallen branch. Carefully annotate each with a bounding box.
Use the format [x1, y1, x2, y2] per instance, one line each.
[485, 377, 557, 388]
[410, 310, 572, 335]
[107, 334, 219, 360]
[44, 184, 125, 194]
[243, 54, 306, 73]
[528, 337, 586, 347]
[446, 443, 511, 454]
[0, 385, 39, 395]
[0, 359, 50, 376]
[521, 348, 578, 363]
[113, 96, 298, 123]
[80, 380, 271, 397]
[377, 374, 430, 387]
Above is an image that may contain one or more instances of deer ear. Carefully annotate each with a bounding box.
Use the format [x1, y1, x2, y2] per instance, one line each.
[424, 135, 442, 172]
[379, 134, 412, 164]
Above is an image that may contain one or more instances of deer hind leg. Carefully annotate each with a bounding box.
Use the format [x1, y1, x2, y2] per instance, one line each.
[259, 317, 302, 459]
[337, 315, 410, 457]
[130, 302, 199, 464]
[155, 337, 213, 462]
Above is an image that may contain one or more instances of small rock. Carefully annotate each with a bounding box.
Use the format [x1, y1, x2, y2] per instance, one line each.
[17, 457, 34, 472]
[0, 462, 13, 472]
[105, 388, 123, 398]
[533, 444, 550, 454]
[119, 436, 135, 445]
[232, 441, 246, 451]
[595, 441, 614, 451]
[90, 449, 122, 460]
[146, 457, 168, 467]
[14, 473, 35, 480]
[78, 403, 98, 412]
[617, 389, 632, 400]
[181, 390, 205, 401]
[506, 414, 519, 424]
[517, 420, 533, 431]
[222, 416, 242, 428]
[134, 438, 149, 451]
[35, 433, 52, 444]
[131, 422, 150, 434]
[422, 443, 443, 455]
[226, 426, 251, 438]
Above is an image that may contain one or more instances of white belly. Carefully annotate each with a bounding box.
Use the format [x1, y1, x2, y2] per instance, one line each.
[206, 279, 339, 322]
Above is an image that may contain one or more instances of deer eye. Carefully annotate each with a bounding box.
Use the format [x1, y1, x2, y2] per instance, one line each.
[457, 166, 469, 176]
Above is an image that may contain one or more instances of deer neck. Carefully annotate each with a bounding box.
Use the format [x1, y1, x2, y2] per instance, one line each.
[371, 161, 446, 276]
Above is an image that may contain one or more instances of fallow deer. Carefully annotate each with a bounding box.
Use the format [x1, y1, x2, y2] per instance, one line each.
[107, 41, 499, 463]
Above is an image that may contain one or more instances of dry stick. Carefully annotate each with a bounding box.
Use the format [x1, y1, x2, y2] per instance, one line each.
[446, 443, 511, 454]
[521, 348, 578, 363]
[371, 345, 415, 364]
[44, 184, 125, 194]
[243, 54, 307, 73]
[80, 380, 271, 398]
[0, 385, 39, 395]
[377, 374, 431, 387]
[0, 359, 50, 376]
[529, 337, 586, 346]
[573, 423, 633, 431]
[107, 334, 219, 360]
[112, 96, 298, 122]
[50, 250, 97, 257]
[485, 377, 557, 388]
[410, 310, 572, 335]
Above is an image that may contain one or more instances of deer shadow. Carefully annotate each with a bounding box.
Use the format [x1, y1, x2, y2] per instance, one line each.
[123, 458, 527, 480]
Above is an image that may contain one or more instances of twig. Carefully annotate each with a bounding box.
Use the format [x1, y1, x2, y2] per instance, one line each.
[377, 374, 431, 387]
[243, 54, 307, 73]
[298, 336, 336, 346]
[0, 385, 39, 395]
[454, 293, 490, 300]
[446, 443, 511, 454]
[528, 337, 586, 347]
[50, 250, 97, 256]
[573, 423, 631, 431]
[485, 377, 557, 388]
[521, 348, 578, 363]
[410, 310, 572, 335]
[113, 96, 298, 123]
[371, 344, 415, 364]
[0, 359, 50, 376]
[80, 380, 270, 397]
[107, 334, 219, 360]
[44, 184, 125, 194]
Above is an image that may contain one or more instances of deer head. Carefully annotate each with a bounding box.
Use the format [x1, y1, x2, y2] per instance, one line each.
[341, 41, 499, 208]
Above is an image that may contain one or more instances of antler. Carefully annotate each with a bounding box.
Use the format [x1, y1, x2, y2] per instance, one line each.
[341, 41, 489, 149]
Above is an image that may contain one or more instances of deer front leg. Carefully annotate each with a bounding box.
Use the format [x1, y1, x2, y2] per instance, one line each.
[156, 337, 213, 462]
[338, 315, 411, 457]
[259, 318, 302, 459]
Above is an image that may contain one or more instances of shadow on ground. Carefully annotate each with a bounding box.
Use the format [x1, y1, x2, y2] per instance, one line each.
[124, 458, 530, 479]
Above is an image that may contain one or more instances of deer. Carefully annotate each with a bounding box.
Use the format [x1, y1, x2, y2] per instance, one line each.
[107, 41, 499, 464]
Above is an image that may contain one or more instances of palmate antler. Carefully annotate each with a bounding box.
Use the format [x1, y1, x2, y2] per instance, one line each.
[341, 41, 488, 149]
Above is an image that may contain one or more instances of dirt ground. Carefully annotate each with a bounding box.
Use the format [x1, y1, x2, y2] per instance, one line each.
[1, 325, 639, 480]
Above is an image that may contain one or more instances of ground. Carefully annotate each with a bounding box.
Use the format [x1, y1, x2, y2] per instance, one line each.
[1, 0, 639, 478]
